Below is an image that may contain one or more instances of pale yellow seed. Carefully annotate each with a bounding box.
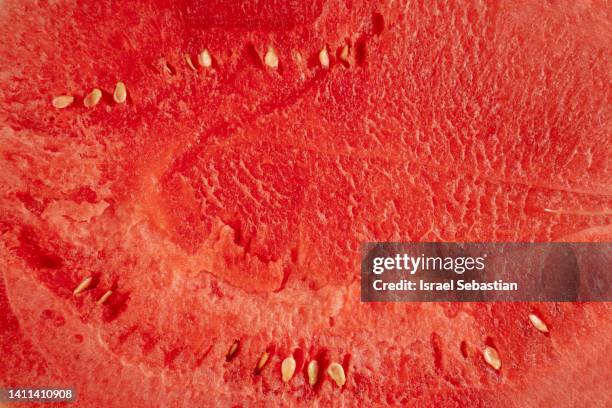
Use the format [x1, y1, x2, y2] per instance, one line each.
[307, 360, 319, 386]
[198, 49, 212, 68]
[319, 47, 330, 68]
[73, 276, 93, 295]
[483, 346, 501, 370]
[339, 45, 350, 62]
[226, 340, 239, 361]
[96, 290, 113, 305]
[264, 47, 279, 69]
[327, 362, 346, 387]
[528, 313, 549, 333]
[83, 88, 102, 108]
[256, 351, 270, 372]
[184, 54, 197, 71]
[113, 82, 127, 104]
[52, 95, 74, 109]
[281, 357, 296, 382]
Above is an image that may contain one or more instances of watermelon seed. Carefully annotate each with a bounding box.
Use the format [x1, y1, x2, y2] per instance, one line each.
[226, 340, 239, 362]
[264, 46, 279, 69]
[73, 276, 93, 295]
[319, 47, 330, 68]
[83, 88, 102, 108]
[52, 95, 74, 109]
[254, 351, 270, 374]
[528, 313, 549, 333]
[198, 49, 212, 68]
[281, 356, 296, 382]
[96, 290, 113, 305]
[327, 362, 346, 387]
[483, 346, 501, 370]
[339, 45, 350, 62]
[113, 82, 127, 104]
[184, 54, 197, 71]
[307, 360, 319, 386]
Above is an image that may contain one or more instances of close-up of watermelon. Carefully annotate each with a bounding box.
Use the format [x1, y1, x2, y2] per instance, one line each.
[1, 0, 611, 407]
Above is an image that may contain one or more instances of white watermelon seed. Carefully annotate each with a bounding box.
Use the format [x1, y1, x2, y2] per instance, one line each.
[96, 290, 113, 305]
[198, 49, 212, 68]
[255, 351, 270, 374]
[184, 54, 197, 71]
[327, 362, 346, 387]
[226, 340, 239, 362]
[281, 356, 296, 382]
[73, 276, 92, 295]
[483, 346, 501, 370]
[113, 82, 127, 104]
[307, 360, 319, 386]
[52, 95, 74, 109]
[264, 46, 279, 69]
[339, 45, 350, 62]
[528, 313, 549, 333]
[83, 88, 102, 108]
[319, 47, 330, 68]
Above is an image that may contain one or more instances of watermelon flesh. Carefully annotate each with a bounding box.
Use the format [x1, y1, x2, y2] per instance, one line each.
[1, 0, 611, 406]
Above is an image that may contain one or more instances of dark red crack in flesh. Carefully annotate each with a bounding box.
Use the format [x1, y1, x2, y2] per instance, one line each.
[0, 0, 611, 407]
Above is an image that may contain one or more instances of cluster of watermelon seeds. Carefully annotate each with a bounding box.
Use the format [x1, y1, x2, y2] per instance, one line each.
[49, 41, 342, 111]
[223, 339, 346, 388]
[71, 263, 552, 388]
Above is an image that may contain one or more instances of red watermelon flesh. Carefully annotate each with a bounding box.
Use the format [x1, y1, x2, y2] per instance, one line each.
[1, 0, 611, 407]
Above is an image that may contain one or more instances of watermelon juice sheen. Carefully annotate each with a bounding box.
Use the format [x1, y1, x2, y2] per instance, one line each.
[0, 0, 611, 407]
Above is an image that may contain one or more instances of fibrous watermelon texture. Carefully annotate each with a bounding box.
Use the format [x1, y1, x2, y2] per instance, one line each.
[0, 0, 611, 407]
